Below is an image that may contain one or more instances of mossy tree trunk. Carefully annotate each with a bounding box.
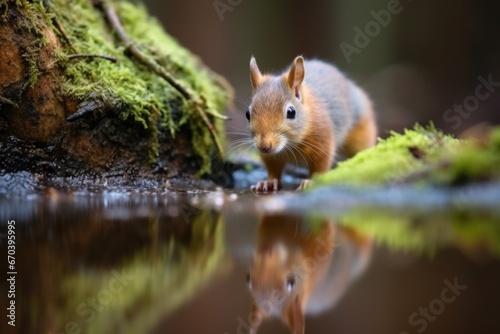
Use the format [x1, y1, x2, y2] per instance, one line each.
[0, 0, 230, 187]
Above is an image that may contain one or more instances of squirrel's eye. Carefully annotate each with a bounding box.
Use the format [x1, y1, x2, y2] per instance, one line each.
[286, 276, 296, 292]
[286, 106, 296, 119]
[245, 109, 251, 121]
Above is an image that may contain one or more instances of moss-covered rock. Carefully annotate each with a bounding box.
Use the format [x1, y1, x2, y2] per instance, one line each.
[0, 0, 231, 186]
[315, 124, 500, 187]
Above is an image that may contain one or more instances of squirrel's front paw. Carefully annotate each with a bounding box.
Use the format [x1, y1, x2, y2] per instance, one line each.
[296, 179, 313, 191]
[251, 179, 280, 193]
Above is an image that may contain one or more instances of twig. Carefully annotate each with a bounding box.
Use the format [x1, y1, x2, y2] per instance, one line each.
[67, 99, 105, 122]
[52, 17, 76, 51]
[68, 54, 117, 63]
[96, 0, 225, 156]
[41, 0, 76, 50]
[0, 96, 18, 108]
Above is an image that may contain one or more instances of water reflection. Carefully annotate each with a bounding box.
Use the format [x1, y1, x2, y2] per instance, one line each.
[0, 191, 227, 334]
[246, 214, 372, 334]
[0, 190, 499, 334]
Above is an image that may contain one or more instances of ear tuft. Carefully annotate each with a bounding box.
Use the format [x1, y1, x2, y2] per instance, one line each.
[250, 56, 263, 90]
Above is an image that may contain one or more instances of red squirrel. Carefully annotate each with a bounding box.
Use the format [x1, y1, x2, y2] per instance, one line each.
[247, 56, 377, 191]
[247, 215, 373, 334]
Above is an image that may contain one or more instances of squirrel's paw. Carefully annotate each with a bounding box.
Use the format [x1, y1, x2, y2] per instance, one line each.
[251, 179, 280, 193]
[296, 179, 313, 191]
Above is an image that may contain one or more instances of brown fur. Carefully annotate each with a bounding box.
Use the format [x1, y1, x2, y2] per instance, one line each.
[340, 113, 378, 158]
[248, 56, 377, 191]
[247, 215, 373, 334]
[248, 215, 335, 334]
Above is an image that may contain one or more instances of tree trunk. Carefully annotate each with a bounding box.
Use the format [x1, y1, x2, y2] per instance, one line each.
[0, 0, 231, 189]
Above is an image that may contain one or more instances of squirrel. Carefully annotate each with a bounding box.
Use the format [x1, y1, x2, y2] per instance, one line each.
[246, 56, 377, 192]
[246, 215, 373, 334]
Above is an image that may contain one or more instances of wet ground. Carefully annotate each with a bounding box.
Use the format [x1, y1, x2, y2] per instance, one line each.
[1, 182, 500, 334]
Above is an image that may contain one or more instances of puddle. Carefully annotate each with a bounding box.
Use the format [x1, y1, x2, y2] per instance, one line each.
[0, 188, 499, 334]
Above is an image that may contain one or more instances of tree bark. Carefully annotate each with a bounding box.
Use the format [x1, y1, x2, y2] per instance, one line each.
[0, 0, 231, 189]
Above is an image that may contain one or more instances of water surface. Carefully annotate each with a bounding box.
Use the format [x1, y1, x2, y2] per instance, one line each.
[0, 188, 499, 334]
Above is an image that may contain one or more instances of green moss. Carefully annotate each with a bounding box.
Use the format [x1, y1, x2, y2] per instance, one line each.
[303, 124, 500, 256]
[56, 211, 228, 334]
[114, 1, 228, 172]
[23, 51, 42, 88]
[316, 124, 500, 187]
[450, 214, 500, 256]
[313, 208, 500, 257]
[13, 0, 54, 34]
[10, 1, 53, 89]
[315, 124, 456, 186]
[431, 127, 500, 185]
[332, 209, 441, 255]
[16, 0, 229, 173]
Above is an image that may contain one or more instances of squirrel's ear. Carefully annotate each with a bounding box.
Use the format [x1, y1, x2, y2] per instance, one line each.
[250, 56, 263, 90]
[285, 295, 305, 334]
[287, 56, 305, 100]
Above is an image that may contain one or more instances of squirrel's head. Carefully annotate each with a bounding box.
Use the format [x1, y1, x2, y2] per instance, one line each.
[247, 241, 305, 334]
[247, 56, 309, 155]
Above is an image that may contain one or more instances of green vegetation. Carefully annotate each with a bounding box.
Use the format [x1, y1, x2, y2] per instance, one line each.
[330, 209, 500, 257]
[11, 0, 230, 174]
[308, 124, 500, 256]
[52, 211, 228, 334]
[315, 124, 500, 187]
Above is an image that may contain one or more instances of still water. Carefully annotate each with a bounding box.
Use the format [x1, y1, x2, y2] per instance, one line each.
[0, 187, 499, 334]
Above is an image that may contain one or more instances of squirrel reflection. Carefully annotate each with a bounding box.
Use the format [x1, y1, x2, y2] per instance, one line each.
[247, 214, 372, 334]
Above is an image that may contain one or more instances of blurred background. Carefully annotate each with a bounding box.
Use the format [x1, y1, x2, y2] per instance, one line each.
[144, 0, 500, 140]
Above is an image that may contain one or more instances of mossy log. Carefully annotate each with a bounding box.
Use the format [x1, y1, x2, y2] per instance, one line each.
[315, 125, 500, 187]
[0, 0, 231, 185]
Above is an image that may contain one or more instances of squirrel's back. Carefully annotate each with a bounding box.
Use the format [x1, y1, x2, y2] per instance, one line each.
[301, 59, 374, 150]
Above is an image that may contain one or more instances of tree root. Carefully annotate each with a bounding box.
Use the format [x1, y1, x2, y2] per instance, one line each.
[0, 96, 18, 108]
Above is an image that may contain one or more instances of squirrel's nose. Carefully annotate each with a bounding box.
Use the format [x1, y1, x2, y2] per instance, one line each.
[258, 143, 272, 153]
